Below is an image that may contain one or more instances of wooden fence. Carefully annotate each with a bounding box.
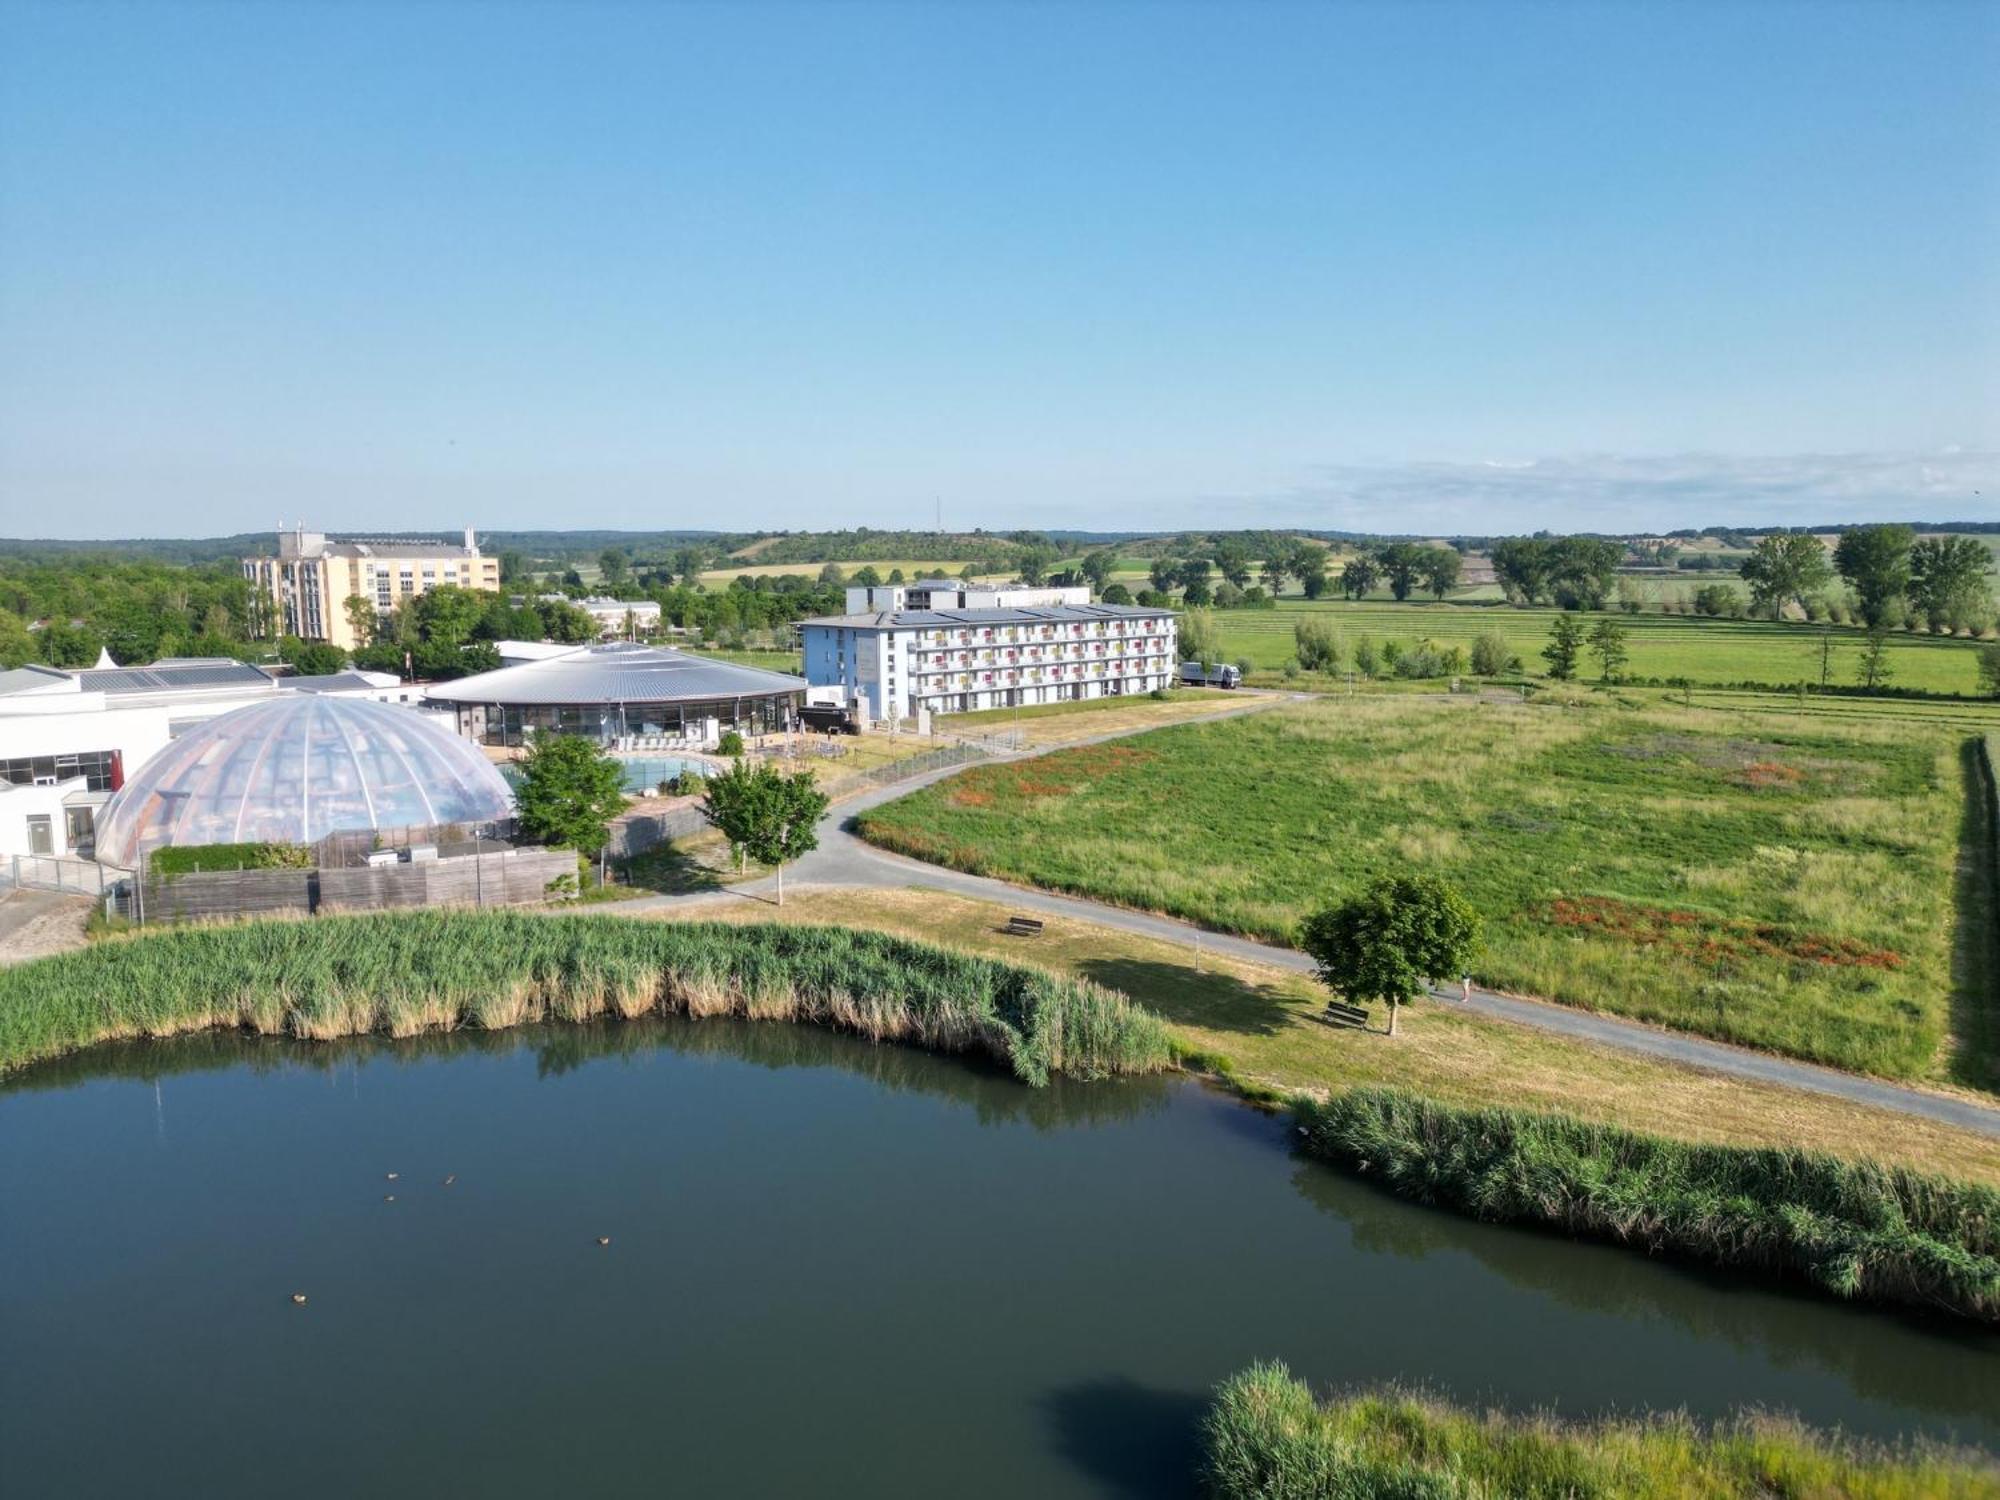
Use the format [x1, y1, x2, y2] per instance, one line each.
[128, 847, 576, 923]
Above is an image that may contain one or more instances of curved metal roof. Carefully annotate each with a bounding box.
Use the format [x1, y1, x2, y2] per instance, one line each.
[422, 644, 806, 706]
[92, 696, 514, 866]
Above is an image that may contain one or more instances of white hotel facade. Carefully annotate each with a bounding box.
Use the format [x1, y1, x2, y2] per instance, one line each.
[800, 582, 1179, 721]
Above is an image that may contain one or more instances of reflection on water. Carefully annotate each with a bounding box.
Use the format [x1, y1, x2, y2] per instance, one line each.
[2, 1018, 1995, 1499]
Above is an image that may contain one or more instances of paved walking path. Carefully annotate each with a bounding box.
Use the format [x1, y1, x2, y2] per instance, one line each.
[613, 695, 2000, 1140]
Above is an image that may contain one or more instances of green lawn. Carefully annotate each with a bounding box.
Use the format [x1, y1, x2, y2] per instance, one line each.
[1213, 599, 1993, 695]
[857, 695, 1982, 1083]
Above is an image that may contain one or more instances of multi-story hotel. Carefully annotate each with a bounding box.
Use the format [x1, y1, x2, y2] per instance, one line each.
[800, 581, 1179, 721]
[243, 526, 500, 650]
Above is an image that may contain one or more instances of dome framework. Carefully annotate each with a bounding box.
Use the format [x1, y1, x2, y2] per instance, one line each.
[92, 696, 515, 867]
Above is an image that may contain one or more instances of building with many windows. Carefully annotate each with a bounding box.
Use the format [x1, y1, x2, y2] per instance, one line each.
[244, 525, 500, 650]
[799, 600, 1178, 721]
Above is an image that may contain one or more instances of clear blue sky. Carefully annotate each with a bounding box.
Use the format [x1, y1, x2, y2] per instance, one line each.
[1, 0, 1994, 537]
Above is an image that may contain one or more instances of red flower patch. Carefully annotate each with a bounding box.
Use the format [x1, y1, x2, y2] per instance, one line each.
[1537, 895, 1902, 970]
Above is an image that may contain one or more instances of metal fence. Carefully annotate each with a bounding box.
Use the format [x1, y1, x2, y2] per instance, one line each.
[850, 742, 986, 787]
[0, 853, 126, 900]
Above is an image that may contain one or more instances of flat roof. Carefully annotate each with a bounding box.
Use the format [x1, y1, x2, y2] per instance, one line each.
[75, 659, 273, 696]
[423, 643, 806, 706]
[800, 603, 1175, 629]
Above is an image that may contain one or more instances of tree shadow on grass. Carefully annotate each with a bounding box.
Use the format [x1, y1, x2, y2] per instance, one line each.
[1078, 957, 1298, 1036]
[1038, 1376, 1208, 1499]
[1948, 740, 2000, 1093]
[617, 842, 725, 895]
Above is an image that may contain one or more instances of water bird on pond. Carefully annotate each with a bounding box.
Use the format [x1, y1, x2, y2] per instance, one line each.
[290, 1293, 307, 1305]
[384, 1195, 396, 1203]
[442, 1174, 456, 1186]
[385, 1172, 399, 1181]
[596, 1237, 611, 1247]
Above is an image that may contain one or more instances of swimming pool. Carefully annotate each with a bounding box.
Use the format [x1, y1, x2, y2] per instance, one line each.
[499, 755, 720, 795]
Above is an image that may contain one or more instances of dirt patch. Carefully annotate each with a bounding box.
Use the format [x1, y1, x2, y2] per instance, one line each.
[1605, 733, 1860, 792]
[1535, 895, 1903, 971]
[0, 891, 94, 967]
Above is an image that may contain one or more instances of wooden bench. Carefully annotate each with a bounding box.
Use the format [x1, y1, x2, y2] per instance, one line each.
[1320, 999, 1370, 1028]
[1004, 914, 1045, 937]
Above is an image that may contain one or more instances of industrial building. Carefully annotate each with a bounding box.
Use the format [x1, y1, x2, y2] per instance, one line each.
[558, 595, 665, 638]
[423, 642, 806, 748]
[244, 525, 500, 649]
[799, 581, 1178, 722]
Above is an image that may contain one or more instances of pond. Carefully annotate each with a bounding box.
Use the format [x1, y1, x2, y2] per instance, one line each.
[3, 1019, 1996, 1496]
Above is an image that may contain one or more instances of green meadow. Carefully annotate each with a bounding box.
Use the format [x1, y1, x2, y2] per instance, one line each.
[1212, 599, 1992, 695]
[858, 695, 1983, 1083]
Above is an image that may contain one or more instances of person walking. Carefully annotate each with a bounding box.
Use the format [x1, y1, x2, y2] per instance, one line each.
[1459, 974, 1472, 1003]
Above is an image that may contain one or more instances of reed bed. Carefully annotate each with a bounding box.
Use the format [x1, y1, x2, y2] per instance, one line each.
[1201, 1362, 1997, 1500]
[0, 912, 1172, 1086]
[1296, 1088, 2000, 1323]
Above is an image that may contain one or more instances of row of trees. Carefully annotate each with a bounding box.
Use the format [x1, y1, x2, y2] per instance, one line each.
[1711, 526, 1992, 632]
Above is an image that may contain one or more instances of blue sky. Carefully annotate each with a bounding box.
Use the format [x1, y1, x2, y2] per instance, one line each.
[1, 0, 1994, 538]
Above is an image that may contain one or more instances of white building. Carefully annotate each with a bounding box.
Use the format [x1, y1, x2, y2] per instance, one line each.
[843, 580, 1092, 614]
[0, 659, 414, 860]
[800, 601, 1178, 721]
[550, 596, 663, 639]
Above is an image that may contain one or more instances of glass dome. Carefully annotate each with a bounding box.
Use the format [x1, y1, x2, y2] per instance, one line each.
[93, 695, 516, 867]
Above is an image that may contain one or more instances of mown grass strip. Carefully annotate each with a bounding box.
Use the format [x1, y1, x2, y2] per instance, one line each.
[1201, 1362, 1998, 1499]
[1296, 1087, 2000, 1323]
[0, 912, 1172, 1086]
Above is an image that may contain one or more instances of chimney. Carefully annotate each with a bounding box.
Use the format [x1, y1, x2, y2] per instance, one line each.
[463, 527, 477, 554]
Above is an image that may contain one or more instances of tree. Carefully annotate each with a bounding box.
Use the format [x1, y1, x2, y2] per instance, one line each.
[1586, 618, 1628, 681]
[1288, 542, 1328, 598]
[515, 733, 628, 855]
[1833, 524, 1914, 627]
[1908, 536, 1993, 633]
[283, 639, 348, 677]
[1293, 617, 1342, 672]
[1542, 613, 1584, 680]
[343, 594, 379, 646]
[1178, 558, 1213, 607]
[1738, 533, 1833, 621]
[1856, 627, 1893, 690]
[1016, 546, 1057, 586]
[1080, 550, 1116, 594]
[598, 548, 630, 587]
[1101, 582, 1134, 605]
[1419, 547, 1462, 601]
[409, 584, 489, 648]
[1375, 543, 1426, 602]
[851, 565, 883, 588]
[698, 759, 830, 906]
[1339, 556, 1379, 601]
[1178, 606, 1220, 666]
[1490, 538, 1555, 605]
[1547, 537, 1622, 610]
[1260, 554, 1287, 600]
[818, 563, 846, 587]
[1298, 873, 1480, 1037]
[1148, 558, 1181, 594]
[1211, 539, 1253, 589]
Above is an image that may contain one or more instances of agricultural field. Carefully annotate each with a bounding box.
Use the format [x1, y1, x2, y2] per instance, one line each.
[695, 559, 1008, 587]
[1215, 599, 1992, 695]
[857, 695, 1993, 1084]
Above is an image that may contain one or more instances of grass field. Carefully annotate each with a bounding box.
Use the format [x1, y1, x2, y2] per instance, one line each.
[1213, 600, 1993, 695]
[672, 887, 2000, 1183]
[857, 695, 1982, 1082]
[937, 691, 1277, 747]
[695, 559, 1007, 587]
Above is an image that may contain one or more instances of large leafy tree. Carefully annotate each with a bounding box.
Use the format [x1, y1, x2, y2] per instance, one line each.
[1490, 538, 1556, 605]
[1339, 556, 1379, 601]
[1287, 541, 1328, 598]
[1737, 534, 1833, 620]
[699, 759, 830, 906]
[1375, 543, 1428, 602]
[1299, 874, 1481, 1036]
[1419, 547, 1462, 601]
[1178, 606, 1220, 666]
[1546, 537, 1622, 610]
[1210, 540, 1253, 589]
[515, 733, 628, 854]
[1907, 536, 1993, 633]
[1833, 524, 1914, 627]
[1587, 618, 1628, 681]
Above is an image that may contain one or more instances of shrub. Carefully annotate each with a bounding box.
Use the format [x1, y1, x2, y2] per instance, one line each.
[1351, 635, 1379, 678]
[1202, 1364, 1996, 1500]
[717, 729, 746, 757]
[1296, 1087, 2000, 1321]
[147, 843, 312, 876]
[1693, 583, 1742, 618]
[1468, 631, 1514, 676]
[1292, 618, 1342, 673]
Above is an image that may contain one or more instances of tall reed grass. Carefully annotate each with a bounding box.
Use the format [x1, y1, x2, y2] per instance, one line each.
[1201, 1362, 1997, 1499]
[0, 912, 1172, 1086]
[1297, 1088, 2000, 1323]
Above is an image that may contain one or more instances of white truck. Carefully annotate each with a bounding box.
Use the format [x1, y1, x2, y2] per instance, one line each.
[1178, 661, 1241, 689]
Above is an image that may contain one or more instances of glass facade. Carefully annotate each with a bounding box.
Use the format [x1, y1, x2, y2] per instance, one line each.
[474, 696, 795, 748]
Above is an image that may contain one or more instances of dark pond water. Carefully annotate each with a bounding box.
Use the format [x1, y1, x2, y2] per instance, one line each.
[3, 1019, 1996, 1497]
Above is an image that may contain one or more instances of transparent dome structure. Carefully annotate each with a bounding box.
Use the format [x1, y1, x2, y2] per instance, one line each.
[93, 696, 516, 867]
